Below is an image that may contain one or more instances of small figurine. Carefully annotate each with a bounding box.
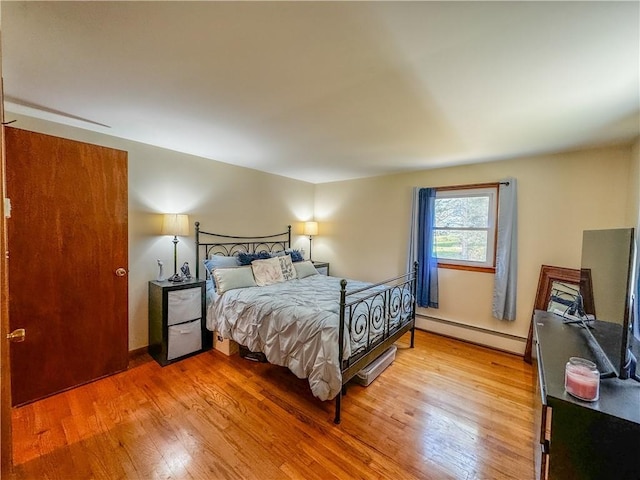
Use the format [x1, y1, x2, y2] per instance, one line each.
[181, 261, 192, 279]
[156, 259, 165, 281]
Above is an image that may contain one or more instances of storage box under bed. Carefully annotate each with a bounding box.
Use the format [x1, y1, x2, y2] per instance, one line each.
[352, 345, 397, 386]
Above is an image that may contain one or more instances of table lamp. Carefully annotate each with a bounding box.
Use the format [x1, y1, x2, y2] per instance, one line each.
[303, 221, 318, 261]
[161, 214, 189, 282]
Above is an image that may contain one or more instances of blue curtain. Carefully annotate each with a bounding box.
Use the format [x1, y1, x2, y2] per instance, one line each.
[492, 178, 518, 320]
[415, 188, 438, 308]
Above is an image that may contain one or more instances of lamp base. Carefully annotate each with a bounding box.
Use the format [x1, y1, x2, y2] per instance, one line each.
[167, 273, 184, 283]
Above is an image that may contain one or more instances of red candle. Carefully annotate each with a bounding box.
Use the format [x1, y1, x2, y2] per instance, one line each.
[565, 357, 599, 401]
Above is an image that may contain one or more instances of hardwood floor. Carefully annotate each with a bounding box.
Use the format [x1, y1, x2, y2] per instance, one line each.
[8, 330, 536, 479]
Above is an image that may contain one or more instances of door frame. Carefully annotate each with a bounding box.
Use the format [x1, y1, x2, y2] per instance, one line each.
[1, 74, 15, 477]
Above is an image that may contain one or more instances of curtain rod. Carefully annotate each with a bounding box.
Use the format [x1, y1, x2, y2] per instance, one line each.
[435, 180, 509, 191]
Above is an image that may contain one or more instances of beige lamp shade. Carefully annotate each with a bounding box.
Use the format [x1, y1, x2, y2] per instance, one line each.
[161, 214, 190, 236]
[303, 221, 318, 236]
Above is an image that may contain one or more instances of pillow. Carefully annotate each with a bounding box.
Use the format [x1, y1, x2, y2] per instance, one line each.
[251, 257, 285, 286]
[269, 249, 303, 262]
[205, 278, 217, 304]
[212, 266, 256, 294]
[204, 255, 240, 276]
[238, 251, 272, 266]
[294, 261, 318, 279]
[286, 249, 304, 262]
[277, 254, 297, 281]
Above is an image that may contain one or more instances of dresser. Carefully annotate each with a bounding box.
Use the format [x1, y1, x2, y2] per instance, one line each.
[533, 310, 640, 480]
[148, 279, 212, 366]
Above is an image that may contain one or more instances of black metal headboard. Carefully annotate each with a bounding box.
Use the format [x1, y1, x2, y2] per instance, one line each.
[195, 222, 291, 278]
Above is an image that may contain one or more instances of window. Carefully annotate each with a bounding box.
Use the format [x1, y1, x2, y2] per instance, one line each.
[432, 185, 498, 271]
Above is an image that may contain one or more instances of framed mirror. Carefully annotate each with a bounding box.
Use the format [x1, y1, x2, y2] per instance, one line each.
[524, 265, 595, 363]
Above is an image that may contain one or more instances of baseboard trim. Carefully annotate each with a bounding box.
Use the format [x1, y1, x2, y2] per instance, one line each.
[128, 346, 147, 359]
[126, 320, 527, 358]
[416, 314, 527, 356]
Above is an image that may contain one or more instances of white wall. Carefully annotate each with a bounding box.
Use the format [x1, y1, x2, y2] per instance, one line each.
[7, 111, 638, 355]
[314, 144, 637, 353]
[6, 113, 315, 350]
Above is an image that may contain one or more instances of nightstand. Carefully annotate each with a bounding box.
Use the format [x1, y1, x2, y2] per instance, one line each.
[148, 278, 212, 366]
[312, 261, 330, 276]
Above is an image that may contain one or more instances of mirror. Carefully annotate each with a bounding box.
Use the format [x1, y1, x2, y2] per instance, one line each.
[524, 265, 594, 363]
[547, 281, 584, 317]
[581, 228, 635, 379]
[581, 228, 634, 325]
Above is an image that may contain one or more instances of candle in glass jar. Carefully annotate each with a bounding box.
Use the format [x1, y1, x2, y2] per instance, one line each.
[565, 357, 599, 401]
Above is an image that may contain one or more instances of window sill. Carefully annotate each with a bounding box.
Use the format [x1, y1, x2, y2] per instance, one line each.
[437, 263, 495, 274]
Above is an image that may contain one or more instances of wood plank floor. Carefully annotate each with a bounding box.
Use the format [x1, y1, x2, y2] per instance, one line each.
[8, 330, 536, 479]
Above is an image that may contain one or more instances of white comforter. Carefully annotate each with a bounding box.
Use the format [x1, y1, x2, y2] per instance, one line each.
[207, 274, 377, 401]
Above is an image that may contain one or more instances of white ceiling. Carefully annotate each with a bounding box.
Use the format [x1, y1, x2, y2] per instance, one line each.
[3, 1, 639, 184]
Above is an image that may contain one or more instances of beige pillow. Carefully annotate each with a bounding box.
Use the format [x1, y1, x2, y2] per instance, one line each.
[212, 266, 256, 294]
[251, 257, 285, 286]
[294, 261, 318, 279]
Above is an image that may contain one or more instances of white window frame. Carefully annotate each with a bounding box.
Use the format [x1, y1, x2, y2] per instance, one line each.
[433, 185, 498, 271]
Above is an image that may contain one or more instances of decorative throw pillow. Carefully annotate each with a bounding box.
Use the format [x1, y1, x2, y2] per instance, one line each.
[212, 266, 256, 294]
[238, 251, 272, 266]
[294, 261, 319, 279]
[251, 257, 285, 286]
[286, 249, 304, 262]
[278, 254, 298, 281]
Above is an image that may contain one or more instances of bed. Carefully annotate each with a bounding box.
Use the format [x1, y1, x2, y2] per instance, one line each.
[195, 222, 417, 423]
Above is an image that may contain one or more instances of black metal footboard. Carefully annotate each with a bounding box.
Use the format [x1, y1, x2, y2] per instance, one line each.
[334, 262, 418, 424]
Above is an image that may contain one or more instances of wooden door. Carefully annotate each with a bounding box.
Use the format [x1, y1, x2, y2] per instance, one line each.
[5, 127, 128, 406]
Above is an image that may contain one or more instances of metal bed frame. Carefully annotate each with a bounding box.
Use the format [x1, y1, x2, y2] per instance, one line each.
[195, 222, 417, 423]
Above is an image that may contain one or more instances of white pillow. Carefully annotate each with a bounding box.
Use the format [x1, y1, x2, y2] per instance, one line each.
[294, 261, 318, 279]
[212, 266, 256, 294]
[278, 254, 298, 281]
[252, 257, 285, 286]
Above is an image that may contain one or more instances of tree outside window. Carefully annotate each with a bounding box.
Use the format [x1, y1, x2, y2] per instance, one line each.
[432, 186, 498, 271]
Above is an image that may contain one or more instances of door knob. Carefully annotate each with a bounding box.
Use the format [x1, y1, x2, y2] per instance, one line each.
[115, 268, 127, 277]
[7, 328, 25, 342]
